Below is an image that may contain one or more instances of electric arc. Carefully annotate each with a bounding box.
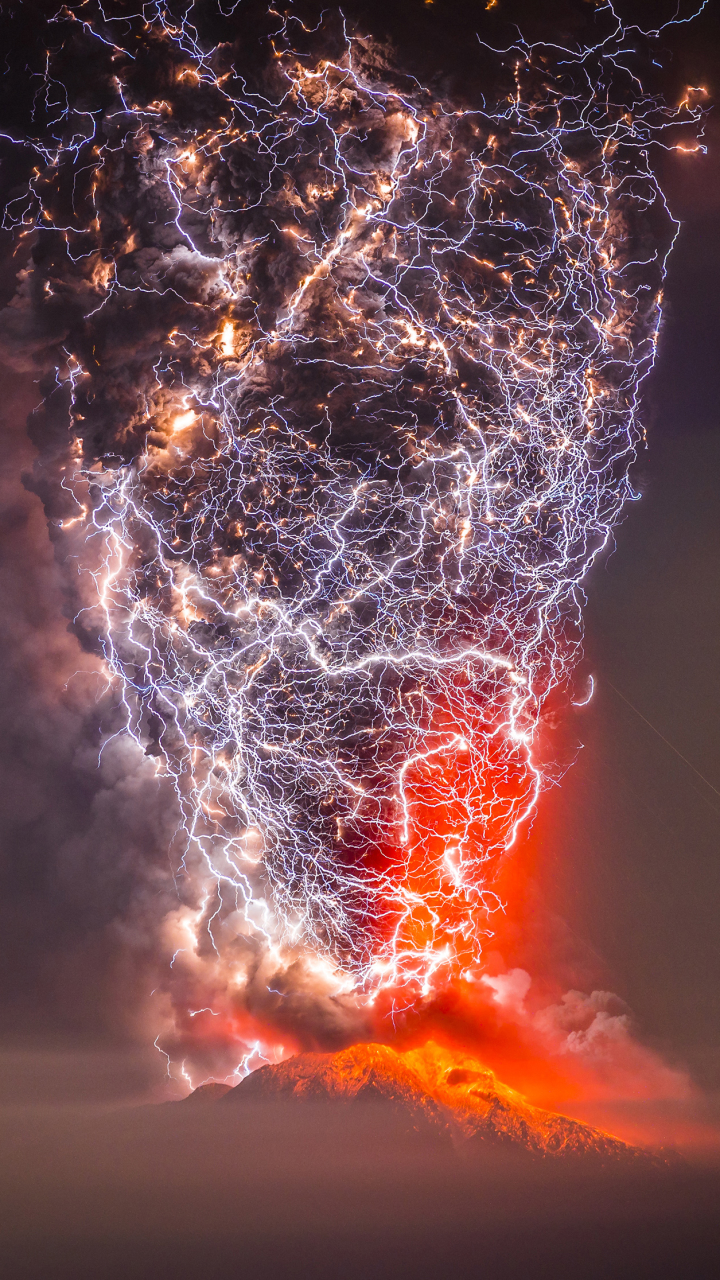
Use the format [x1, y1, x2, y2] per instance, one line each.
[3, 3, 704, 1047]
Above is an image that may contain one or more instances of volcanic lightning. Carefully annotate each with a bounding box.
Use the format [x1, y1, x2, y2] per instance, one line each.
[1, 2, 705, 1076]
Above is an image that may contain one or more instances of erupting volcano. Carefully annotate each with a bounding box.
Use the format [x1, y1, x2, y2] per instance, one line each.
[185, 1040, 659, 1165]
[0, 0, 705, 1101]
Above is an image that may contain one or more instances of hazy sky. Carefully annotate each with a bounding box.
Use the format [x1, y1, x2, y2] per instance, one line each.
[511, 99, 720, 1088]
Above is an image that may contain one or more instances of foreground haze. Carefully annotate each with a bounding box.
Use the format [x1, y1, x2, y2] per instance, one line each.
[1, 1042, 719, 1280]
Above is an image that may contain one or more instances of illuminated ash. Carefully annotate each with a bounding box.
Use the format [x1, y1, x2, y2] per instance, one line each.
[1, 4, 704, 1031]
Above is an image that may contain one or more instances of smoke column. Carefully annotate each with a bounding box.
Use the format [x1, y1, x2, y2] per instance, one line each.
[0, 2, 705, 1078]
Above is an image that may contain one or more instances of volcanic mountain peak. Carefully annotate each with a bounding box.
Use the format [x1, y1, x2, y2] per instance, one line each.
[181, 1081, 233, 1105]
[213, 1041, 650, 1164]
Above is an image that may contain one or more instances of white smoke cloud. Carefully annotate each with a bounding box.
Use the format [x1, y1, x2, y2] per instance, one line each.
[482, 969, 692, 1100]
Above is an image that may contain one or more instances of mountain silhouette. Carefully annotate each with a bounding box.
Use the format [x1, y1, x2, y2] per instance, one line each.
[185, 1041, 657, 1164]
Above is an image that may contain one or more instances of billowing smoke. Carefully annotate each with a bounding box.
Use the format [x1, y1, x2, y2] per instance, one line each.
[0, 2, 703, 1080]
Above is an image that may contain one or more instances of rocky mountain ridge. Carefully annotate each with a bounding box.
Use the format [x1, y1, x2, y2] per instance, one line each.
[185, 1041, 655, 1164]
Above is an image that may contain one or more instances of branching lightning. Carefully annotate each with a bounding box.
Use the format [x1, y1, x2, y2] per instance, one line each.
[1, 2, 705, 1069]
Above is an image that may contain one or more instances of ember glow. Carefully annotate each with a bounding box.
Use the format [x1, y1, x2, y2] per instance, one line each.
[2, 3, 704, 1079]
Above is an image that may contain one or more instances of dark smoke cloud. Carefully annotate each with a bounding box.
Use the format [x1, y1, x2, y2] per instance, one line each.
[0, 1, 705, 1083]
[0, 370, 174, 1038]
[0, 364, 371, 1061]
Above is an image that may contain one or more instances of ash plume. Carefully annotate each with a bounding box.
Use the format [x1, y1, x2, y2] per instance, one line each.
[0, 2, 704, 1079]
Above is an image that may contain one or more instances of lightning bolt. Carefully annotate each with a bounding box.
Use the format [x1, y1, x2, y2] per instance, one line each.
[2, 2, 706, 1078]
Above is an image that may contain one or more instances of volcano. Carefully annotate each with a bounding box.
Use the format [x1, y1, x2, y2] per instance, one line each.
[185, 1042, 655, 1165]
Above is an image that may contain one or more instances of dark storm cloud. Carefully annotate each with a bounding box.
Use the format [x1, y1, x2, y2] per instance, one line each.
[0, 0, 712, 1086]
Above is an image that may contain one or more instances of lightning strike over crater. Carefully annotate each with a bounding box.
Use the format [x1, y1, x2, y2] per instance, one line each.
[1, 2, 705, 1078]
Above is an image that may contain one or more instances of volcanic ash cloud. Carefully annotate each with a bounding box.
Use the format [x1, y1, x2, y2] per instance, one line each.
[1, 3, 703, 1074]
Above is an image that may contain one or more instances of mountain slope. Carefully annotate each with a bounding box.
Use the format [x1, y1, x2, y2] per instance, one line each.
[214, 1041, 652, 1163]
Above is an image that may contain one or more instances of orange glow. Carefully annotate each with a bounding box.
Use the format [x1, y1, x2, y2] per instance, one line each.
[219, 321, 235, 356]
[363, 680, 538, 991]
[172, 409, 197, 433]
